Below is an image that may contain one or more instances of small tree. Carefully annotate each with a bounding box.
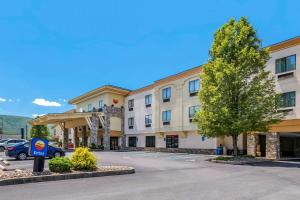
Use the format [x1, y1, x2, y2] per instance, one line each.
[30, 125, 49, 139]
[196, 17, 283, 156]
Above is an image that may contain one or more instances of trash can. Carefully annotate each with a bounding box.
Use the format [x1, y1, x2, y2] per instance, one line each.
[216, 147, 223, 155]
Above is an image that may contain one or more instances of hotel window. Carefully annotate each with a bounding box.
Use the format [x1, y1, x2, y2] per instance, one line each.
[189, 105, 200, 122]
[189, 79, 200, 96]
[87, 104, 92, 112]
[278, 91, 296, 108]
[166, 135, 178, 148]
[162, 87, 171, 102]
[145, 136, 155, 147]
[145, 114, 152, 127]
[275, 55, 296, 74]
[128, 136, 137, 147]
[162, 110, 171, 125]
[99, 100, 104, 111]
[145, 94, 152, 107]
[128, 99, 134, 111]
[128, 117, 134, 129]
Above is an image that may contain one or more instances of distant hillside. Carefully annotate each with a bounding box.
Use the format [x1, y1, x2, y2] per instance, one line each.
[0, 115, 32, 136]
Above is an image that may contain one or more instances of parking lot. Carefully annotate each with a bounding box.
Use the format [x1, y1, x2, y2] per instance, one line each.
[1, 151, 300, 200]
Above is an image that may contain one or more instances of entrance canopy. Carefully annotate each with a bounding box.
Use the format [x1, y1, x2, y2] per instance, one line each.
[29, 112, 104, 129]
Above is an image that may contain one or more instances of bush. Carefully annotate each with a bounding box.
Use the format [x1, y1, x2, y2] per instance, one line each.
[49, 157, 72, 173]
[71, 147, 97, 170]
[89, 143, 97, 149]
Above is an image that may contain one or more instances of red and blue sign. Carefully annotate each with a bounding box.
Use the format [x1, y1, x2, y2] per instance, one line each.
[30, 138, 48, 157]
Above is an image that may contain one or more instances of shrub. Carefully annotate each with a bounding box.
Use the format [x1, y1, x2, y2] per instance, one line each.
[71, 147, 97, 170]
[89, 143, 97, 149]
[49, 157, 72, 173]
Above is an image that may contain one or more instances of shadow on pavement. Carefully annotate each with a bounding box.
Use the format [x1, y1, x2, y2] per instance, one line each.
[249, 161, 300, 168]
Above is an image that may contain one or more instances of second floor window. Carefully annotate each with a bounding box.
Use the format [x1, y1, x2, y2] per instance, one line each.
[145, 94, 152, 107]
[276, 55, 296, 74]
[145, 114, 152, 127]
[128, 117, 134, 129]
[99, 100, 104, 111]
[162, 110, 171, 125]
[162, 87, 171, 102]
[278, 91, 296, 108]
[189, 105, 200, 118]
[128, 99, 134, 111]
[88, 104, 92, 112]
[189, 79, 200, 96]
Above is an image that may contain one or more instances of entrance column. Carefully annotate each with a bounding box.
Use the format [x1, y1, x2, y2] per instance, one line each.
[90, 113, 99, 146]
[103, 105, 111, 150]
[247, 133, 258, 157]
[120, 107, 126, 150]
[63, 125, 69, 150]
[266, 132, 280, 160]
[82, 126, 88, 147]
[74, 127, 79, 148]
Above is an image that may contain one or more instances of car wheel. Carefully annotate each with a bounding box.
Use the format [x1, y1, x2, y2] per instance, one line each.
[0, 146, 4, 152]
[54, 152, 61, 158]
[17, 152, 27, 160]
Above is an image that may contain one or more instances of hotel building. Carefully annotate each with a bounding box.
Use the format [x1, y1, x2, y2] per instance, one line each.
[31, 36, 300, 159]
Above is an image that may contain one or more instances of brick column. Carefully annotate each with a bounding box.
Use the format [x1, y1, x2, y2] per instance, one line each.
[63, 127, 69, 150]
[266, 132, 280, 160]
[247, 133, 258, 157]
[120, 107, 126, 150]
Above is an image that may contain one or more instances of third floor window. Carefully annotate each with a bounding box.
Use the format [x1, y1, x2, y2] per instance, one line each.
[189, 79, 200, 96]
[99, 100, 104, 111]
[276, 55, 296, 74]
[128, 117, 134, 129]
[162, 87, 171, 102]
[128, 99, 134, 111]
[145, 94, 152, 107]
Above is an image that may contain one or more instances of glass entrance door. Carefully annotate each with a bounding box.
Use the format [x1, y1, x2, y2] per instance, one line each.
[166, 135, 178, 148]
[110, 137, 119, 150]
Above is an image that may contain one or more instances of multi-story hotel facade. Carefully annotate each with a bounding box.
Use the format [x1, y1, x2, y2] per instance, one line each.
[31, 36, 300, 159]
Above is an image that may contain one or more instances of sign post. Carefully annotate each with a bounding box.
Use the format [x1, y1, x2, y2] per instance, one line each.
[30, 138, 48, 172]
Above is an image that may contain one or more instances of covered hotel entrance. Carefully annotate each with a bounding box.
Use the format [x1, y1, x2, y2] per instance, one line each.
[247, 119, 300, 160]
[30, 105, 125, 151]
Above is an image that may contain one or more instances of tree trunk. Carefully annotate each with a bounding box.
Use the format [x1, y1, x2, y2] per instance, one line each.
[232, 135, 238, 157]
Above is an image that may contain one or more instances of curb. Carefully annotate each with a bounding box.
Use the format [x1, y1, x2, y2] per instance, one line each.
[0, 167, 135, 186]
[209, 159, 272, 165]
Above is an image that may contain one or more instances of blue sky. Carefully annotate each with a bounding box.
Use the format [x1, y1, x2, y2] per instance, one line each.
[0, 0, 299, 118]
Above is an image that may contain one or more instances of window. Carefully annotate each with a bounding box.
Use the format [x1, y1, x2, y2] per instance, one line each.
[189, 105, 200, 118]
[145, 115, 152, 127]
[99, 100, 104, 111]
[145, 94, 152, 107]
[128, 117, 134, 129]
[278, 91, 296, 108]
[146, 136, 155, 147]
[128, 99, 134, 111]
[189, 79, 200, 96]
[166, 135, 178, 148]
[87, 104, 92, 112]
[162, 87, 171, 102]
[276, 55, 296, 74]
[128, 137, 137, 147]
[162, 110, 171, 125]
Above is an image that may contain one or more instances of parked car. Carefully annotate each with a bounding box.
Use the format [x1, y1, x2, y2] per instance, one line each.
[0, 139, 27, 151]
[5, 142, 65, 160]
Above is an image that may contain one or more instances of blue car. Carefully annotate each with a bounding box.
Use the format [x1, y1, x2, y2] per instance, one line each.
[5, 142, 65, 160]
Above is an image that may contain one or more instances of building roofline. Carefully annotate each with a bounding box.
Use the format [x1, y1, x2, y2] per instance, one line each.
[68, 85, 131, 105]
[267, 35, 300, 52]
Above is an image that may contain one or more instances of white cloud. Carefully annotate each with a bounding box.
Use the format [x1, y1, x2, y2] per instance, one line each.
[32, 98, 61, 107]
[0, 97, 6, 102]
[8, 99, 13, 102]
[32, 113, 45, 118]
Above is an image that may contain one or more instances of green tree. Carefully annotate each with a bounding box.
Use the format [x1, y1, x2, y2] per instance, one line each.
[30, 125, 49, 139]
[196, 17, 283, 156]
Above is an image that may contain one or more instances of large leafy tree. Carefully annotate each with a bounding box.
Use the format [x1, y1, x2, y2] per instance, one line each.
[30, 125, 49, 139]
[196, 17, 283, 156]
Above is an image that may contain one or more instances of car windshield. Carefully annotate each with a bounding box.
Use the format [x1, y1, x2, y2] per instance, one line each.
[0, 139, 7, 143]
